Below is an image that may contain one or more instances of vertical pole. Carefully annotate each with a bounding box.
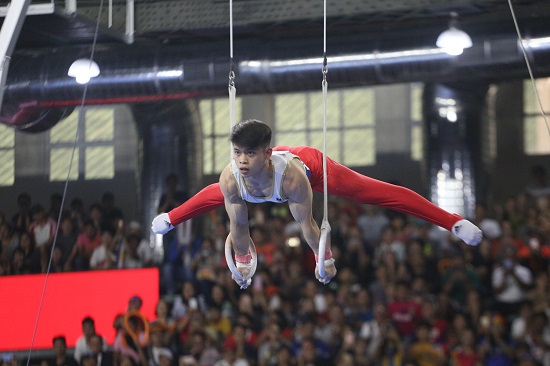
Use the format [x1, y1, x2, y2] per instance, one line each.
[0, 0, 32, 116]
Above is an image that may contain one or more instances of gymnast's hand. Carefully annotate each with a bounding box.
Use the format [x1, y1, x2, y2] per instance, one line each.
[232, 261, 253, 289]
[151, 212, 174, 234]
[315, 258, 337, 284]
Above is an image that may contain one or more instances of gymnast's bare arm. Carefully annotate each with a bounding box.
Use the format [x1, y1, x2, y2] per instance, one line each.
[219, 164, 251, 258]
[284, 159, 322, 255]
[284, 159, 337, 283]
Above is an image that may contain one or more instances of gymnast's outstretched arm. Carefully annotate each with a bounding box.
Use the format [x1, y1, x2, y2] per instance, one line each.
[151, 183, 224, 234]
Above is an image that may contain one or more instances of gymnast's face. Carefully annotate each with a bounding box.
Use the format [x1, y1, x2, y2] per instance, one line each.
[233, 144, 272, 176]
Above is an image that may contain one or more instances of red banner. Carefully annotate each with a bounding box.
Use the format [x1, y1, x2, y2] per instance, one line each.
[0, 268, 159, 351]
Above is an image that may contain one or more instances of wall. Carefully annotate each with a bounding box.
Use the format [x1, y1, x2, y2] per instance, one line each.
[491, 80, 550, 203]
[0, 105, 140, 223]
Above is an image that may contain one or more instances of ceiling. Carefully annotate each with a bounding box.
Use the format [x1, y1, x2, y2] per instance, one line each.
[1, 0, 550, 130]
[6, 0, 550, 54]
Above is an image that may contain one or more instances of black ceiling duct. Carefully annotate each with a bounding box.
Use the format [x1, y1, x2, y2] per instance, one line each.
[2, 25, 550, 131]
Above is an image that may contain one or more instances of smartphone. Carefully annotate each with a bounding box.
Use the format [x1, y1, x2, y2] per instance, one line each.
[530, 238, 540, 251]
[503, 259, 513, 269]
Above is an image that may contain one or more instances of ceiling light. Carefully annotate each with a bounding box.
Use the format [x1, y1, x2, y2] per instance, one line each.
[436, 13, 472, 56]
[68, 58, 100, 84]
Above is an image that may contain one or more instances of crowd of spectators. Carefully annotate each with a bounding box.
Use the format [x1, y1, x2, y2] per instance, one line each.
[0, 191, 156, 277]
[2, 175, 550, 365]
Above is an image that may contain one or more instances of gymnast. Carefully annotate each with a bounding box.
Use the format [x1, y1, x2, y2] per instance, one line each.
[152, 119, 482, 286]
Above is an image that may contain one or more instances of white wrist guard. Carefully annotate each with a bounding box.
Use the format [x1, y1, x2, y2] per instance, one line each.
[151, 213, 174, 235]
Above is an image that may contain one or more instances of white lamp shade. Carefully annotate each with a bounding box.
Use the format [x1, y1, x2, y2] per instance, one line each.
[68, 58, 100, 84]
[436, 27, 473, 55]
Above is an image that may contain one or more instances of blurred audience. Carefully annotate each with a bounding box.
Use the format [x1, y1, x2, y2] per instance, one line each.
[4, 188, 550, 366]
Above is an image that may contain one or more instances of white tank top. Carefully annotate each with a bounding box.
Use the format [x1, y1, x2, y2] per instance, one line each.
[231, 151, 309, 203]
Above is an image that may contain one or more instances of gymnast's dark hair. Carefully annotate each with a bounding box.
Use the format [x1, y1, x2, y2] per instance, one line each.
[230, 119, 272, 149]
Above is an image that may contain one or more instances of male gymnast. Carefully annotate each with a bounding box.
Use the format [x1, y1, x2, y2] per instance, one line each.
[152, 119, 482, 286]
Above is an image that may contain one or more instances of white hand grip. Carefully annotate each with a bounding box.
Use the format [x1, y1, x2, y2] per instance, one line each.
[225, 234, 258, 289]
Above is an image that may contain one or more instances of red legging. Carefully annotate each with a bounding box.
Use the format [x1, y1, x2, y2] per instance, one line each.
[168, 146, 462, 230]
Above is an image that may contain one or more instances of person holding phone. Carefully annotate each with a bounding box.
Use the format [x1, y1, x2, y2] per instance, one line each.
[492, 244, 533, 318]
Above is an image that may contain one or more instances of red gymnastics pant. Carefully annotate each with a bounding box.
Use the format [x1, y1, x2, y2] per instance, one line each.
[168, 146, 462, 230]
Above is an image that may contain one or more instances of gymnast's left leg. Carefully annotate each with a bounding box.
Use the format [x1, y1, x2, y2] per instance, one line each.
[290, 146, 482, 245]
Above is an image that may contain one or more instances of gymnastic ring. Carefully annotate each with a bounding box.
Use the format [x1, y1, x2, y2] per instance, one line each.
[225, 234, 258, 289]
[122, 310, 150, 348]
[318, 219, 331, 280]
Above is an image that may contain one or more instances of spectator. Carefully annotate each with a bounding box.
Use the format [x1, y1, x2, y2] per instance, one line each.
[17, 231, 41, 274]
[90, 227, 119, 270]
[50, 246, 66, 273]
[46, 336, 78, 366]
[368, 264, 392, 304]
[89, 334, 114, 366]
[157, 174, 188, 217]
[172, 281, 207, 320]
[118, 231, 146, 269]
[80, 354, 98, 366]
[214, 343, 249, 366]
[0, 222, 18, 265]
[527, 271, 550, 313]
[295, 337, 321, 366]
[74, 317, 107, 364]
[180, 330, 220, 366]
[28, 204, 57, 265]
[69, 198, 86, 233]
[373, 226, 406, 265]
[205, 305, 232, 343]
[101, 192, 124, 233]
[356, 205, 390, 247]
[441, 252, 482, 307]
[152, 299, 176, 346]
[449, 327, 481, 366]
[10, 247, 28, 275]
[511, 301, 535, 342]
[148, 322, 171, 366]
[273, 343, 296, 366]
[56, 215, 78, 265]
[221, 323, 257, 365]
[89, 203, 106, 233]
[11, 192, 32, 235]
[517, 230, 550, 275]
[126, 222, 154, 267]
[113, 311, 149, 366]
[522, 311, 550, 365]
[292, 317, 330, 362]
[420, 297, 448, 346]
[359, 301, 390, 358]
[49, 193, 68, 221]
[387, 280, 422, 342]
[191, 237, 219, 298]
[478, 313, 514, 365]
[257, 321, 288, 366]
[153, 348, 173, 366]
[375, 325, 405, 365]
[209, 284, 233, 318]
[491, 244, 533, 318]
[66, 219, 102, 271]
[339, 225, 371, 281]
[407, 320, 445, 366]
